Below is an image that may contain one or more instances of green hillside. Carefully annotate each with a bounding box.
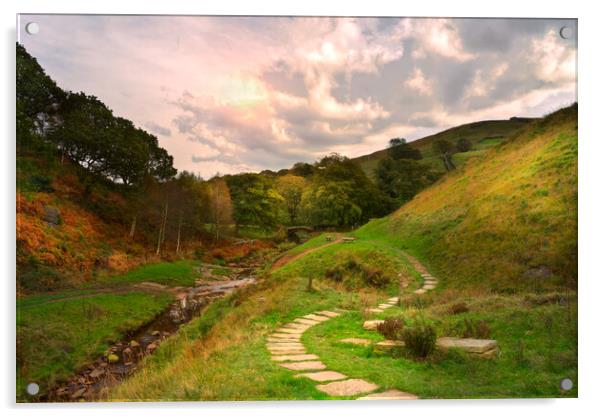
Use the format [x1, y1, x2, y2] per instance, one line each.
[353, 117, 535, 178]
[354, 105, 577, 292]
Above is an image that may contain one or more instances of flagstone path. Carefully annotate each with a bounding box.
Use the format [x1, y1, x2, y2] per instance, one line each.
[266, 251, 440, 400]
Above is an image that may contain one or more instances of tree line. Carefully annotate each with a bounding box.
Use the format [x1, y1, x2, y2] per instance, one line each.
[17, 42, 471, 253]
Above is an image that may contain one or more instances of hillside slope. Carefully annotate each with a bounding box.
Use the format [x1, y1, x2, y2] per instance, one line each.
[353, 117, 535, 177]
[354, 105, 577, 292]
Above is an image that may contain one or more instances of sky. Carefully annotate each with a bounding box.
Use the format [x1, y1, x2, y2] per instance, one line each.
[19, 15, 577, 178]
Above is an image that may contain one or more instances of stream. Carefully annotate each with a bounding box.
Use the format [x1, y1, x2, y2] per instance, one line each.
[45, 261, 260, 402]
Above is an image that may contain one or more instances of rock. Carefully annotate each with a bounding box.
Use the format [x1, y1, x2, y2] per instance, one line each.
[107, 353, 119, 363]
[378, 304, 393, 309]
[414, 289, 427, 295]
[366, 308, 383, 313]
[129, 340, 140, 348]
[436, 337, 499, 358]
[271, 354, 319, 362]
[276, 327, 306, 334]
[43, 206, 61, 225]
[294, 318, 321, 326]
[357, 389, 418, 400]
[363, 320, 384, 331]
[315, 311, 340, 318]
[340, 338, 372, 346]
[89, 368, 105, 379]
[151, 330, 161, 337]
[303, 314, 330, 322]
[296, 371, 347, 382]
[146, 342, 158, 352]
[278, 361, 327, 371]
[316, 379, 379, 396]
[70, 387, 86, 400]
[268, 348, 307, 355]
[374, 340, 405, 353]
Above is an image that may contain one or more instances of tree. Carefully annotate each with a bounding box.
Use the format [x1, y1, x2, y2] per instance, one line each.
[388, 138, 422, 160]
[207, 179, 233, 241]
[456, 138, 472, 153]
[433, 139, 456, 171]
[276, 174, 307, 225]
[301, 180, 362, 227]
[226, 173, 283, 229]
[375, 157, 439, 204]
[290, 162, 315, 177]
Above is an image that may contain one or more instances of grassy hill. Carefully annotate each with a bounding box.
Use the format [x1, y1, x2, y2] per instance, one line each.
[354, 105, 577, 292]
[353, 117, 536, 178]
[108, 106, 577, 401]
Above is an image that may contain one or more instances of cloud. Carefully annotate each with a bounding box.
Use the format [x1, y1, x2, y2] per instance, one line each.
[19, 16, 577, 177]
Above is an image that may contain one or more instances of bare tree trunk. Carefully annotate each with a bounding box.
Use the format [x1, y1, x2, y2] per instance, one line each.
[129, 214, 137, 239]
[155, 200, 168, 256]
[176, 212, 182, 254]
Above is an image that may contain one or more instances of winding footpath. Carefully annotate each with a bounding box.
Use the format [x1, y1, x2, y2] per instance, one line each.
[267, 248, 438, 400]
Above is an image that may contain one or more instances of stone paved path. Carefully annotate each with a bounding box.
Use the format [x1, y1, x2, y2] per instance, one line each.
[266, 250, 441, 400]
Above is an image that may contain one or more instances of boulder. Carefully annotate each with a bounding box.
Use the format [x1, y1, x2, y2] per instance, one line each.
[43, 205, 61, 225]
[436, 337, 499, 359]
[363, 320, 384, 331]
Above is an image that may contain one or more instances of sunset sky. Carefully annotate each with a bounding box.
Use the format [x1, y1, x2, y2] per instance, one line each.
[19, 15, 577, 177]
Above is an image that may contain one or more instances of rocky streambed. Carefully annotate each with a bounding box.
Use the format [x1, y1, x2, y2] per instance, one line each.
[46, 262, 259, 402]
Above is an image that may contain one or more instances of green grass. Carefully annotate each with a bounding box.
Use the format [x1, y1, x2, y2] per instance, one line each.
[353, 105, 577, 292]
[17, 291, 172, 400]
[99, 260, 201, 287]
[353, 118, 533, 178]
[303, 294, 577, 398]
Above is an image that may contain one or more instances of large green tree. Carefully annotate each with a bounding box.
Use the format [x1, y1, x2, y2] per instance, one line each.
[226, 173, 283, 229]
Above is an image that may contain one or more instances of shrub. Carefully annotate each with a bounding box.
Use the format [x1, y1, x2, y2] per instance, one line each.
[401, 293, 433, 310]
[377, 317, 405, 340]
[448, 301, 469, 315]
[402, 321, 437, 358]
[325, 256, 391, 288]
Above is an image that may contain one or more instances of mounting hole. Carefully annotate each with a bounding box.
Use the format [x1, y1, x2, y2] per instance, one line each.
[560, 378, 573, 391]
[26, 382, 40, 395]
[25, 22, 39, 35]
[559, 26, 573, 40]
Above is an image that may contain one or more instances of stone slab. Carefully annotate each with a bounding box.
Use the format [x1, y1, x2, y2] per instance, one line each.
[271, 354, 319, 362]
[422, 284, 436, 290]
[366, 308, 383, 313]
[316, 379, 379, 396]
[357, 389, 419, 400]
[436, 337, 498, 354]
[340, 338, 372, 346]
[378, 304, 393, 309]
[387, 297, 399, 303]
[294, 318, 321, 326]
[278, 361, 327, 371]
[363, 320, 384, 330]
[296, 371, 347, 382]
[374, 340, 405, 353]
[303, 314, 330, 322]
[267, 342, 304, 349]
[315, 311, 341, 318]
[267, 337, 301, 343]
[414, 289, 427, 295]
[268, 348, 307, 355]
[270, 333, 302, 340]
[282, 323, 312, 331]
[276, 327, 306, 334]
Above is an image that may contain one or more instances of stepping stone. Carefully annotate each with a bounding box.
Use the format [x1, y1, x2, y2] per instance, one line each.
[414, 289, 427, 295]
[267, 337, 300, 343]
[282, 323, 312, 330]
[271, 354, 319, 362]
[316, 379, 379, 396]
[378, 304, 393, 309]
[296, 371, 347, 382]
[366, 308, 383, 313]
[294, 318, 321, 326]
[278, 361, 327, 371]
[268, 348, 307, 356]
[315, 311, 340, 318]
[363, 320, 384, 331]
[374, 340, 405, 353]
[303, 314, 330, 322]
[436, 337, 499, 358]
[423, 284, 436, 290]
[267, 342, 304, 349]
[387, 297, 399, 303]
[270, 333, 302, 339]
[356, 389, 418, 400]
[277, 327, 306, 334]
[340, 338, 372, 346]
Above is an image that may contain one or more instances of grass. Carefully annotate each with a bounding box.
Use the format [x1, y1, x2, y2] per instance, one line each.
[353, 118, 532, 178]
[99, 260, 201, 287]
[303, 291, 577, 398]
[17, 291, 172, 400]
[353, 104, 577, 292]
